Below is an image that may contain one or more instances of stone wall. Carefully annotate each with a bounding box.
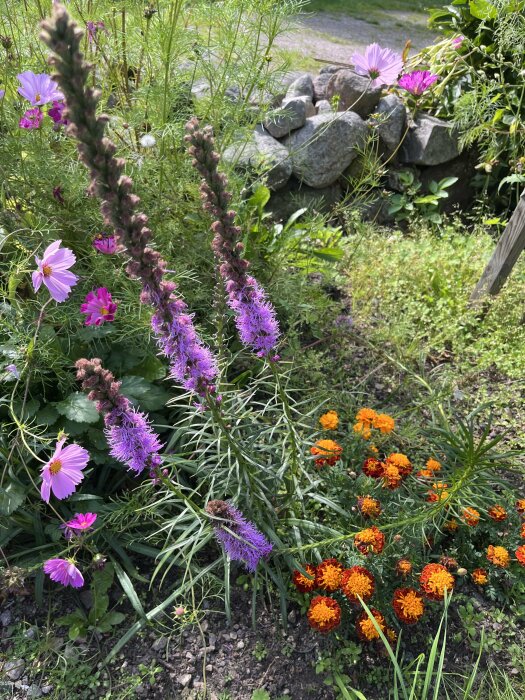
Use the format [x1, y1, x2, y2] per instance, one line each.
[221, 68, 472, 222]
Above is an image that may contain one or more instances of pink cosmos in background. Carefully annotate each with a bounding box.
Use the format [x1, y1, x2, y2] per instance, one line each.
[92, 233, 117, 254]
[17, 71, 63, 105]
[80, 287, 118, 326]
[32, 240, 78, 302]
[40, 437, 89, 503]
[351, 43, 404, 88]
[86, 20, 108, 44]
[398, 70, 440, 96]
[19, 107, 44, 129]
[61, 512, 97, 539]
[452, 35, 465, 49]
[5, 364, 20, 379]
[43, 558, 84, 588]
[48, 100, 68, 126]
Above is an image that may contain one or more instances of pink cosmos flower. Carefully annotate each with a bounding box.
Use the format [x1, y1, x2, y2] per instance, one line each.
[5, 364, 20, 379]
[40, 437, 89, 503]
[80, 287, 118, 326]
[48, 100, 68, 126]
[351, 43, 403, 88]
[17, 71, 64, 106]
[61, 512, 97, 539]
[92, 233, 117, 254]
[43, 558, 84, 588]
[452, 35, 465, 49]
[0, 89, 4, 100]
[86, 21, 108, 44]
[398, 70, 440, 96]
[32, 240, 78, 303]
[19, 108, 44, 130]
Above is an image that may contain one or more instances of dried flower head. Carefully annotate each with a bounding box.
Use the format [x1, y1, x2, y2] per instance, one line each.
[444, 519, 459, 533]
[307, 596, 341, 633]
[319, 410, 339, 431]
[340, 566, 375, 604]
[362, 457, 384, 479]
[488, 505, 507, 522]
[396, 559, 412, 578]
[439, 555, 458, 571]
[315, 558, 344, 592]
[419, 563, 455, 601]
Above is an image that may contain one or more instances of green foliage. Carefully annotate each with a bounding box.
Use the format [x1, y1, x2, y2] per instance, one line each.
[388, 172, 459, 226]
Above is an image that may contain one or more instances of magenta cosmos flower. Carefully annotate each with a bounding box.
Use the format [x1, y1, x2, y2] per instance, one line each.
[43, 558, 84, 588]
[17, 71, 63, 106]
[32, 240, 78, 303]
[48, 100, 68, 126]
[61, 512, 97, 539]
[452, 35, 465, 49]
[398, 70, 439, 96]
[80, 287, 118, 326]
[351, 43, 403, 88]
[40, 437, 89, 503]
[19, 108, 44, 130]
[92, 233, 117, 254]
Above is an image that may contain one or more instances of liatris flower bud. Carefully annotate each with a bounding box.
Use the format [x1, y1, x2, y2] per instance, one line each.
[185, 119, 279, 357]
[205, 500, 273, 571]
[41, 6, 217, 398]
[75, 358, 163, 474]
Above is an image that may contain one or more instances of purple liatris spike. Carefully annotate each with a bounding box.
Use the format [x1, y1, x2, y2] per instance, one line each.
[185, 119, 280, 356]
[206, 500, 273, 572]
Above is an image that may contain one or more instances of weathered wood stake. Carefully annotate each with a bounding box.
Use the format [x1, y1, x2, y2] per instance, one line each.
[470, 190, 525, 303]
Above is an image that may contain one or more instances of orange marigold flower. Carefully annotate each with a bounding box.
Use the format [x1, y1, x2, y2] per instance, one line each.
[471, 568, 488, 585]
[354, 526, 385, 556]
[462, 507, 480, 527]
[419, 563, 455, 601]
[427, 482, 450, 503]
[373, 413, 395, 434]
[307, 596, 341, 633]
[444, 519, 459, 533]
[340, 566, 375, 604]
[369, 444, 379, 454]
[386, 453, 412, 477]
[310, 439, 343, 468]
[356, 608, 386, 641]
[362, 457, 384, 479]
[319, 410, 339, 431]
[315, 558, 344, 592]
[382, 463, 402, 490]
[426, 459, 441, 472]
[354, 421, 372, 440]
[292, 564, 316, 593]
[396, 559, 413, 578]
[392, 587, 425, 625]
[488, 505, 507, 522]
[516, 499, 525, 515]
[357, 495, 382, 519]
[521, 522, 525, 539]
[355, 408, 378, 424]
[516, 546, 525, 566]
[417, 469, 434, 478]
[440, 555, 458, 571]
[486, 545, 510, 568]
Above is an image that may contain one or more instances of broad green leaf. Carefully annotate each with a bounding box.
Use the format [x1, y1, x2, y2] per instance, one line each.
[0, 482, 26, 515]
[312, 247, 344, 262]
[469, 0, 497, 19]
[35, 404, 59, 426]
[248, 185, 271, 210]
[54, 393, 99, 424]
[120, 376, 171, 411]
[130, 355, 167, 381]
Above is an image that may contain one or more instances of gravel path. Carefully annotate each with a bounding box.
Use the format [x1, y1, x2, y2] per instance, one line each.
[277, 10, 439, 64]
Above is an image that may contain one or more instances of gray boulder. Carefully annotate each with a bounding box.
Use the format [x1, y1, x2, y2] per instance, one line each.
[316, 99, 333, 113]
[400, 114, 459, 166]
[283, 112, 367, 188]
[222, 126, 292, 190]
[283, 95, 316, 118]
[373, 94, 406, 157]
[319, 64, 343, 75]
[313, 73, 332, 101]
[326, 70, 382, 119]
[286, 73, 314, 100]
[264, 97, 307, 138]
[268, 178, 343, 221]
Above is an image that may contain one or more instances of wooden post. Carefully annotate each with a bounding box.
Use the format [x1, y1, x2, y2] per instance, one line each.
[470, 190, 525, 303]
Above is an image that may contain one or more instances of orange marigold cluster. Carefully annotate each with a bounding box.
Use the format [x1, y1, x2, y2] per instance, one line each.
[307, 596, 341, 633]
[488, 505, 507, 522]
[362, 457, 384, 479]
[486, 545, 510, 568]
[516, 546, 525, 567]
[340, 566, 375, 604]
[353, 408, 377, 440]
[381, 463, 402, 490]
[292, 565, 316, 593]
[462, 507, 480, 527]
[357, 495, 382, 519]
[521, 522, 525, 539]
[319, 410, 339, 431]
[392, 587, 425, 625]
[315, 558, 344, 592]
[396, 559, 413, 578]
[356, 608, 386, 641]
[310, 439, 342, 468]
[419, 563, 455, 601]
[471, 568, 488, 585]
[444, 519, 459, 533]
[354, 526, 385, 556]
[426, 482, 450, 503]
[439, 555, 458, 571]
[373, 413, 395, 434]
[385, 453, 412, 477]
[516, 499, 525, 515]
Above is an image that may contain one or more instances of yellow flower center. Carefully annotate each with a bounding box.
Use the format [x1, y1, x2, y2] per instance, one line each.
[101, 307, 109, 315]
[49, 459, 62, 475]
[42, 264, 52, 277]
[427, 569, 454, 596]
[398, 590, 424, 618]
[318, 565, 341, 590]
[310, 601, 337, 626]
[35, 92, 41, 102]
[359, 617, 381, 640]
[343, 572, 373, 598]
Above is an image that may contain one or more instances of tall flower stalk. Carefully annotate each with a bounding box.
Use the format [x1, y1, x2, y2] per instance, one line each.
[185, 118, 280, 358]
[40, 5, 217, 398]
